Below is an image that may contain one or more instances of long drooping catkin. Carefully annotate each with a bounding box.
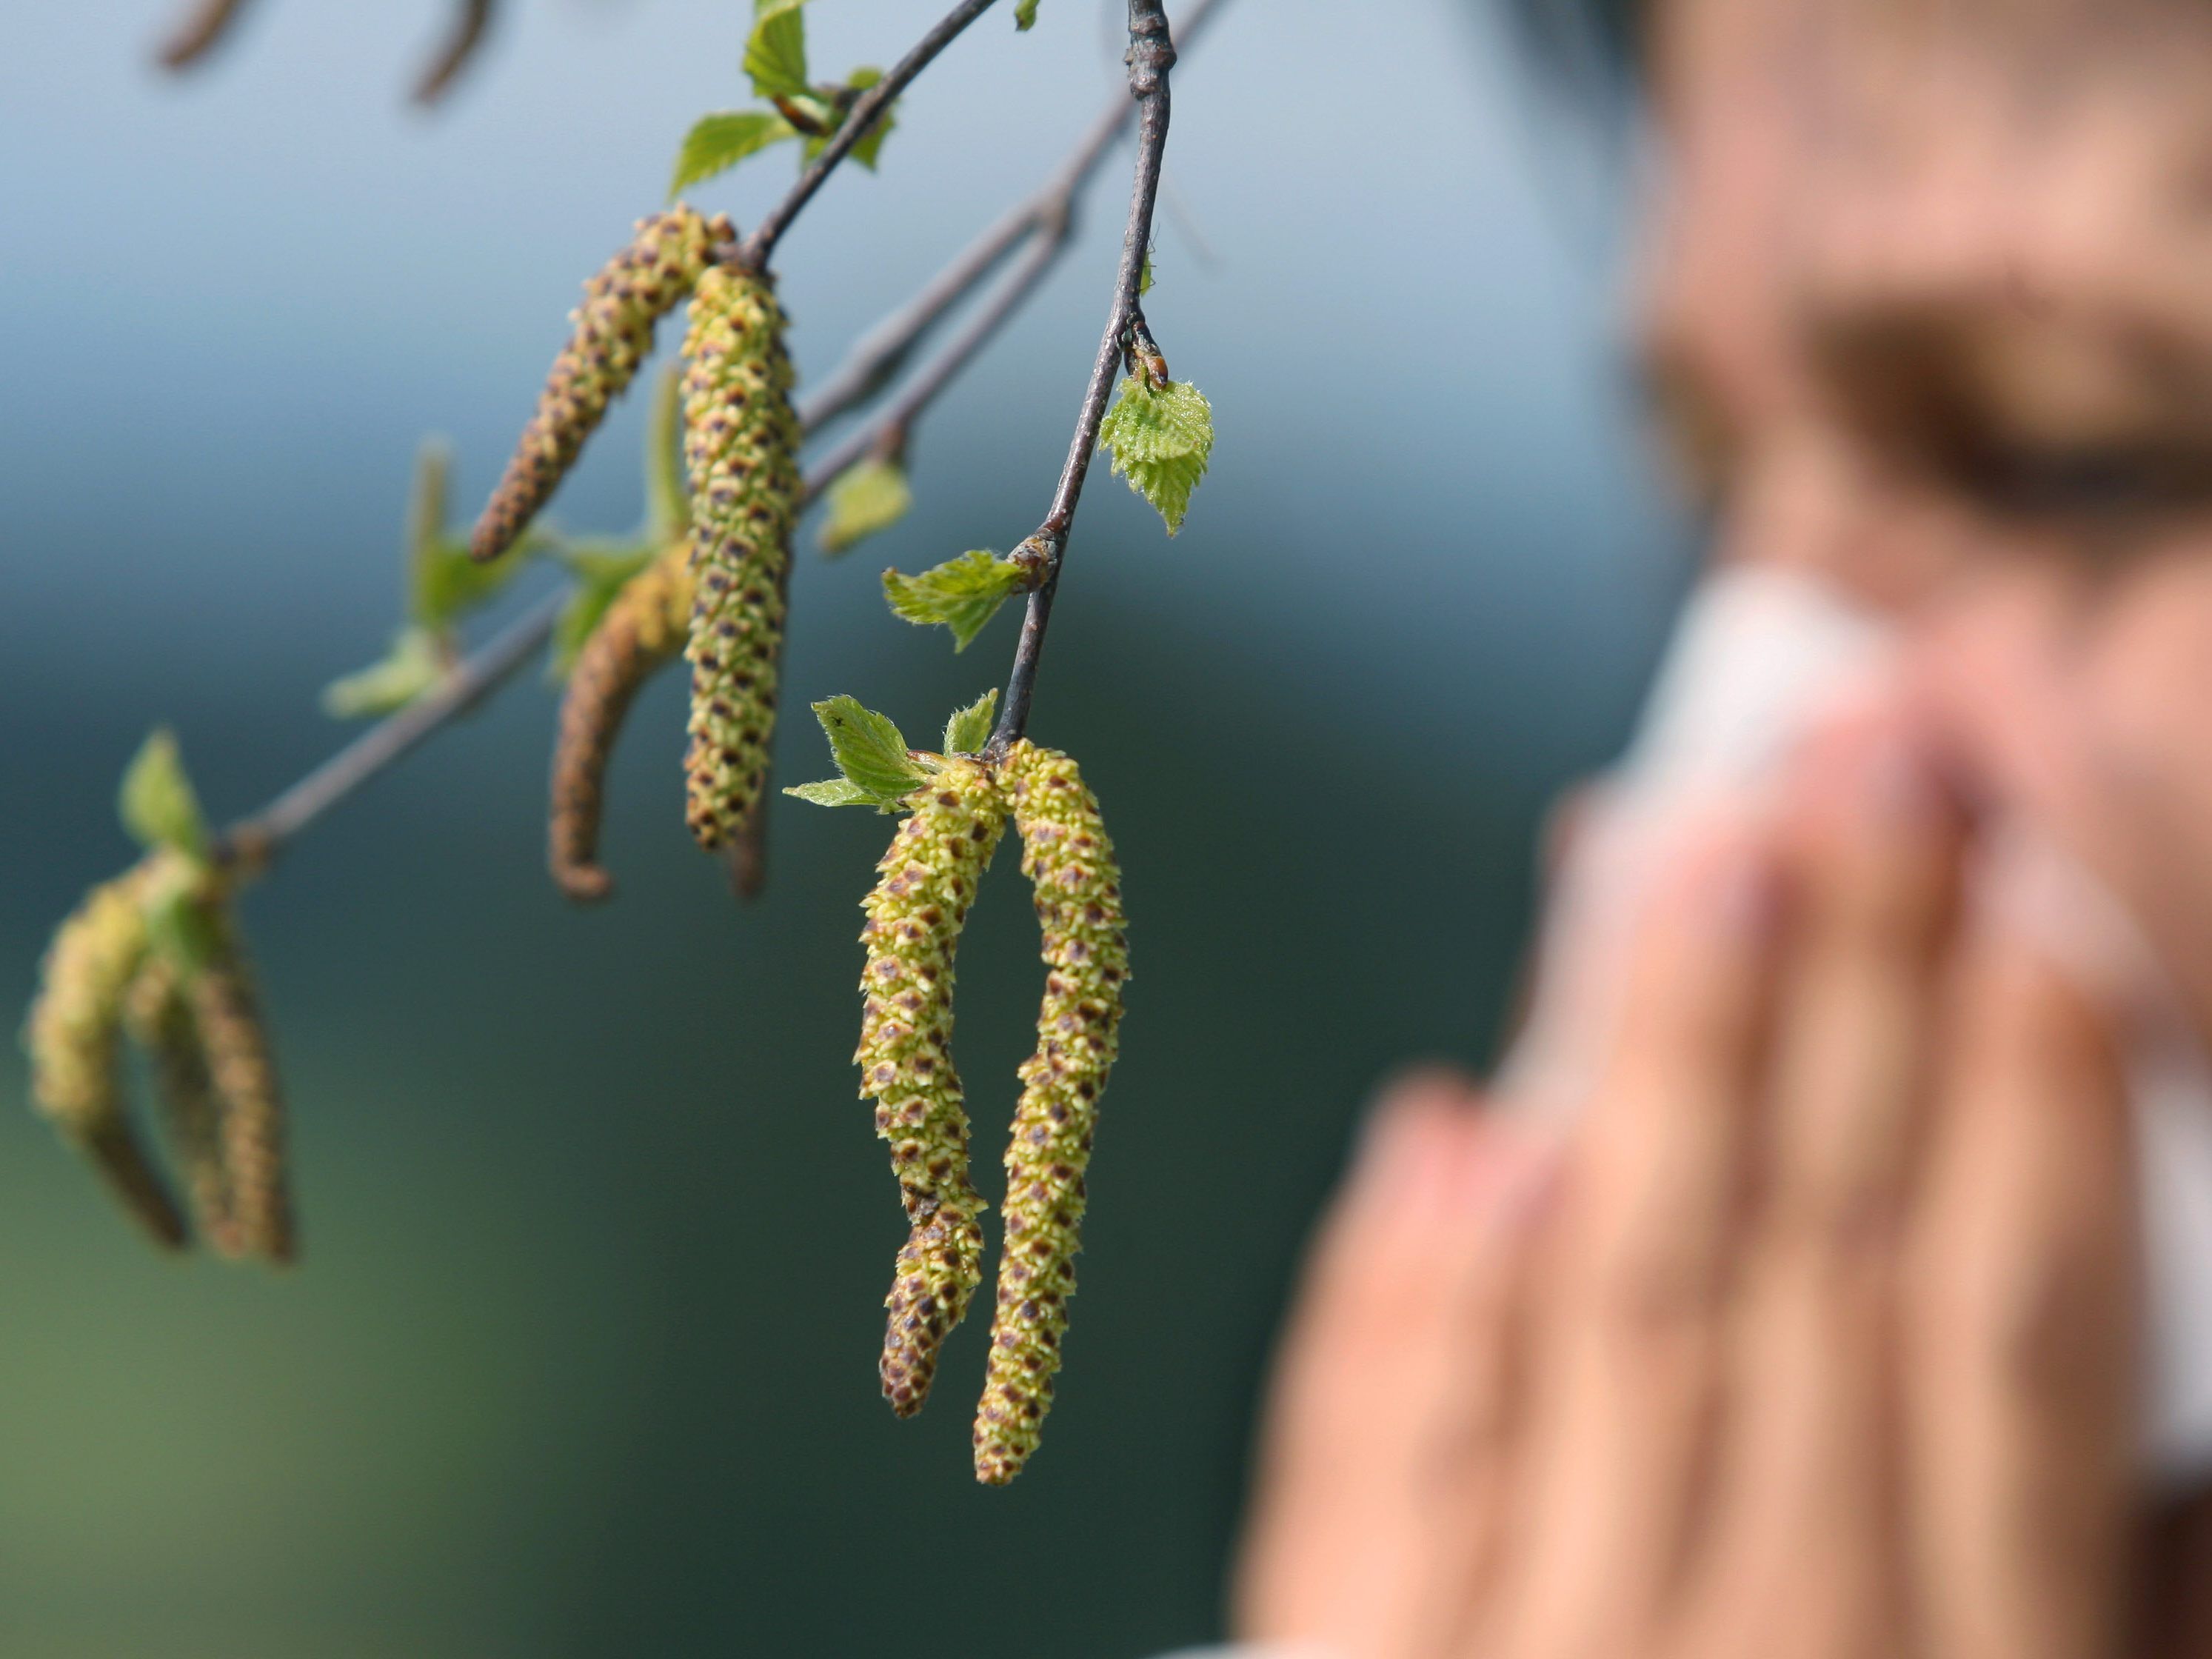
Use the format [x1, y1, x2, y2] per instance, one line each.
[856, 760, 1009, 1415]
[974, 743, 1129, 1484]
[190, 914, 296, 1264]
[470, 206, 731, 564]
[679, 263, 802, 856]
[22, 867, 188, 1248]
[549, 541, 694, 901]
[124, 956, 239, 1255]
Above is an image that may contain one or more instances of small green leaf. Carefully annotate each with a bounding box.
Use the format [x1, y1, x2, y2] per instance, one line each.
[550, 547, 661, 678]
[783, 778, 881, 809]
[744, 2, 809, 99]
[810, 695, 926, 806]
[118, 729, 208, 861]
[798, 69, 896, 171]
[140, 861, 222, 975]
[942, 689, 1000, 756]
[1138, 251, 1155, 296]
[670, 109, 799, 197]
[817, 457, 912, 556]
[1015, 0, 1040, 28]
[321, 627, 448, 719]
[1097, 375, 1214, 535]
[415, 535, 531, 631]
[882, 550, 1027, 652]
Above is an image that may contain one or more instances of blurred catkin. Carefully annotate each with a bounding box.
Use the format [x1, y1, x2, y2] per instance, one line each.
[124, 956, 240, 1255]
[679, 263, 802, 860]
[974, 744, 1129, 1484]
[22, 866, 188, 1247]
[856, 760, 1009, 1415]
[470, 206, 731, 564]
[190, 911, 296, 1264]
[549, 541, 695, 901]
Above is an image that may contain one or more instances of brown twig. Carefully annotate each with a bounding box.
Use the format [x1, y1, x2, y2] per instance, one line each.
[411, 0, 496, 107]
[156, 0, 255, 70]
[988, 0, 1177, 755]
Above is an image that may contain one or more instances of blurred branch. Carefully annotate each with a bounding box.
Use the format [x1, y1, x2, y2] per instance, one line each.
[989, 0, 1177, 755]
[411, 0, 496, 107]
[733, 0, 1002, 274]
[156, 0, 255, 70]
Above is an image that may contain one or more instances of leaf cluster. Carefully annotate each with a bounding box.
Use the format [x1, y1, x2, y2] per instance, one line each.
[672, 1, 899, 197]
[785, 689, 1000, 810]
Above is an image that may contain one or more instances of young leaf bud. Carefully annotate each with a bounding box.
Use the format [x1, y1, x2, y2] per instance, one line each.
[22, 866, 188, 1248]
[973, 743, 1129, 1485]
[679, 264, 803, 858]
[549, 540, 694, 901]
[470, 206, 732, 563]
[856, 758, 1009, 1415]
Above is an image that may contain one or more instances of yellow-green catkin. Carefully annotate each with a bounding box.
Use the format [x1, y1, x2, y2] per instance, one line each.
[470, 206, 732, 564]
[974, 743, 1129, 1484]
[22, 867, 188, 1249]
[857, 759, 1009, 1416]
[549, 541, 695, 902]
[191, 911, 296, 1264]
[679, 264, 802, 858]
[124, 956, 239, 1256]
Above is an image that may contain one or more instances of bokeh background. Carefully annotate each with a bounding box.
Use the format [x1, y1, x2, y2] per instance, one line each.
[0, 2, 1685, 1653]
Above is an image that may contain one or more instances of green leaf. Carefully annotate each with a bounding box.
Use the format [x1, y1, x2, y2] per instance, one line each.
[809, 695, 926, 806]
[798, 69, 897, 171]
[643, 367, 689, 541]
[744, 2, 809, 99]
[118, 729, 208, 861]
[140, 864, 222, 976]
[881, 550, 1027, 652]
[942, 689, 999, 756]
[1015, 0, 1040, 27]
[1138, 250, 1155, 296]
[1097, 375, 1214, 535]
[550, 547, 661, 678]
[817, 456, 912, 556]
[321, 627, 448, 719]
[670, 109, 799, 197]
[782, 778, 881, 809]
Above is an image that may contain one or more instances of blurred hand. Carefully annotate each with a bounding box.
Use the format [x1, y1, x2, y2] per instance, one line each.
[1234, 712, 2140, 1659]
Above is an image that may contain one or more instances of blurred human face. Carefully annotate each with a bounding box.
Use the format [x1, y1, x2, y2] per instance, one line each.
[1643, 0, 2212, 1032]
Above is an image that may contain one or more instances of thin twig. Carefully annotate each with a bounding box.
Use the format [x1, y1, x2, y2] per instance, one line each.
[733, 0, 1001, 274]
[411, 0, 496, 107]
[156, 0, 255, 69]
[803, 228, 1069, 484]
[988, 0, 1177, 755]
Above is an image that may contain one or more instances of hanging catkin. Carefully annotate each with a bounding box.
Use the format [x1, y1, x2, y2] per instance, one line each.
[124, 955, 239, 1255]
[22, 867, 188, 1247]
[190, 909, 297, 1264]
[974, 743, 1129, 1484]
[856, 759, 1009, 1415]
[679, 263, 802, 858]
[549, 540, 695, 901]
[470, 206, 731, 564]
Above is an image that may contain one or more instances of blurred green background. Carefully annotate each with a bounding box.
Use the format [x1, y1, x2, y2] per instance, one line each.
[0, 1, 1683, 1653]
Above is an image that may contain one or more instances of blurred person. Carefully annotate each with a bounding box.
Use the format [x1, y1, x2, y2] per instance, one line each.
[1223, 0, 2212, 1653]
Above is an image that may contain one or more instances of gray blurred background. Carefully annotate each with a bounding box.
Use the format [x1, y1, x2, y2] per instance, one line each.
[0, 2, 1683, 1652]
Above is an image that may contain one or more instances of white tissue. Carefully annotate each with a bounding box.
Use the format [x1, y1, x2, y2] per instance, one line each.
[1494, 563, 2212, 1483]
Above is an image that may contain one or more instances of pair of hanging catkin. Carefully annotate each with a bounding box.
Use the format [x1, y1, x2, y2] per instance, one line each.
[472, 207, 799, 896]
[24, 855, 294, 1261]
[855, 741, 1128, 1483]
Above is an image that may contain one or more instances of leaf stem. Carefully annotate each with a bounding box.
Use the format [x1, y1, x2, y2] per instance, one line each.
[732, 0, 1002, 275]
[988, 0, 1177, 757]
